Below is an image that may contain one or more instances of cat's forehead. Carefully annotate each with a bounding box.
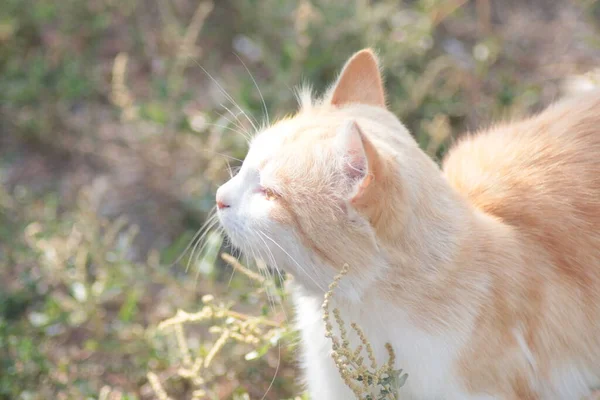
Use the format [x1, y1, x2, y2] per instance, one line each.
[245, 117, 331, 170]
[244, 124, 288, 170]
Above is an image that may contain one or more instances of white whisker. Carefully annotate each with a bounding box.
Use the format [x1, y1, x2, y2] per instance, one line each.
[248, 244, 277, 311]
[258, 231, 325, 291]
[260, 339, 282, 400]
[188, 56, 259, 133]
[192, 224, 224, 289]
[217, 106, 252, 140]
[253, 234, 286, 400]
[234, 52, 270, 127]
[186, 216, 220, 274]
[226, 262, 236, 288]
[198, 148, 243, 163]
[169, 207, 218, 269]
[256, 232, 289, 324]
[255, 235, 280, 290]
[257, 230, 287, 289]
[203, 121, 251, 145]
[225, 159, 234, 178]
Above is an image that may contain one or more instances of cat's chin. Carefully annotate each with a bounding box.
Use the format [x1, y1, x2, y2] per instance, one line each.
[219, 224, 370, 301]
[255, 255, 334, 298]
[286, 274, 328, 298]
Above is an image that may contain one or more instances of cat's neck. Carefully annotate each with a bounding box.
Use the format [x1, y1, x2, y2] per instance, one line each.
[373, 149, 475, 267]
[361, 150, 521, 326]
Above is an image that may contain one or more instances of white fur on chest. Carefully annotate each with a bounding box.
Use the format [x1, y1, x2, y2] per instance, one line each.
[292, 288, 487, 400]
[293, 288, 600, 400]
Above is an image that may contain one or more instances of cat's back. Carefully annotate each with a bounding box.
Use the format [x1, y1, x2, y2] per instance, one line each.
[442, 92, 600, 397]
[443, 92, 600, 231]
[443, 91, 600, 304]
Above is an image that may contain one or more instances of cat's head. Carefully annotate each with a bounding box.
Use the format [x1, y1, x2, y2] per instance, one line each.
[216, 49, 419, 300]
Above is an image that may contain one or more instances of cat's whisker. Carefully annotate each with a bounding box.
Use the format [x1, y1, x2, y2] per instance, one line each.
[260, 338, 282, 400]
[255, 233, 281, 283]
[251, 234, 286, 400]
[203, 121, 251, 146]
[222, 236, 241, 287]
[229, 240, 243, 262]
[257, 231, 325, 292]
[272, 261, 286, 290]
[189, 222, 220, 275]
[192, 224, 226, 289]
[257, 230, 288, 290]
[226, 260, 237, 288]
[259, 262, 281, 314]
[186, 215, 220, 274]
[187, 229, 220, 282]
[198, 148, 244, 163]
[214, 108, 246, 131]
[262, 270, 278, 312]
[216, 107, 252, 140]
[168, 206, 218, 269]
[244, 248, 277, 312]
[254, 236, 274, 271]
[234, 52, 270, 127]
[225, 159, 234, 179]
[255, 232, 289, 324]
[188, 56, 259, 133]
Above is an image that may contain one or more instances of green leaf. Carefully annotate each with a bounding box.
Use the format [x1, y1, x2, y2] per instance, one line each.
[118, 290, 140, 323]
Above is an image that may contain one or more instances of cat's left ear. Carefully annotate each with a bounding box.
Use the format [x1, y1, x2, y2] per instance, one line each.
[337, 120, 381, 204]
[330, 48, 386, 108]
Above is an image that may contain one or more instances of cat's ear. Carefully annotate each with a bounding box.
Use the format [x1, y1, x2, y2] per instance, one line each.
[330, 49, 386, 108]
[337, 120, 380, 204]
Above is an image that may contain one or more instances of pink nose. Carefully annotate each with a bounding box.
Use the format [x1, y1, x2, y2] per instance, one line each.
[216, 188, 230, 209]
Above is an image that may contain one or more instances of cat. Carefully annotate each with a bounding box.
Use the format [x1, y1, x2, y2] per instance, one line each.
[215, 48, 600, 399]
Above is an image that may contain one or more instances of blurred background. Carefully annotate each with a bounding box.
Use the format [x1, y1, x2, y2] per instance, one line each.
[1, 0, 599, 399]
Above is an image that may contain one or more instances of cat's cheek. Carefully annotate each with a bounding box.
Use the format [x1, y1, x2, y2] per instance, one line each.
[269, 205, 294, 226]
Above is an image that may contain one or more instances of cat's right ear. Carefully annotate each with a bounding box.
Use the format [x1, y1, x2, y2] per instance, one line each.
[337, 120, 381, 204]
[329, 49, 386, 108]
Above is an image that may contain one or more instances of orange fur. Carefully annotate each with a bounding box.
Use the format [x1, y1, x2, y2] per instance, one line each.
[443, 93, 600, 397]
[217, 48, 600, 399]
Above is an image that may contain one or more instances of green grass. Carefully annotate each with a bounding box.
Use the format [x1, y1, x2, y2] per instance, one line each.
[1, 0, 599, 399]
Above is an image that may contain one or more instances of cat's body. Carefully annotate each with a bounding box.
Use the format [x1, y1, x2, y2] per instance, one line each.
[216, 49, 600, 399]
[294, 93, 600, 400]
[443, 94, 600, 399]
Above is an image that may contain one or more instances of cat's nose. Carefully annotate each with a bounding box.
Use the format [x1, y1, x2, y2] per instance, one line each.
[216, 188, 230, 210]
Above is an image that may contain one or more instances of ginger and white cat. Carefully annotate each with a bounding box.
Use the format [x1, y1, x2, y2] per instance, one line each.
[216, 49, 600, 399]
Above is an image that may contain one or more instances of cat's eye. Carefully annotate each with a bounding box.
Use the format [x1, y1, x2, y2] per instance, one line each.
[261, 187, 277, 201]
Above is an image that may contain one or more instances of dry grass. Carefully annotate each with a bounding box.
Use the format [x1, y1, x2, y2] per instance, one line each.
[1, 0, 599, 398]
[322, 264, 408, 399]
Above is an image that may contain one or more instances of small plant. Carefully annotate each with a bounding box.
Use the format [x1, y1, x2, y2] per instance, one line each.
[322, 264, 408, 400]
[149, 254, 291, 399]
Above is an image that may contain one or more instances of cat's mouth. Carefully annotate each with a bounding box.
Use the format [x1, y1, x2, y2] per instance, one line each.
[217, 213, 243, 249]
[218, 213, 268, 262]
